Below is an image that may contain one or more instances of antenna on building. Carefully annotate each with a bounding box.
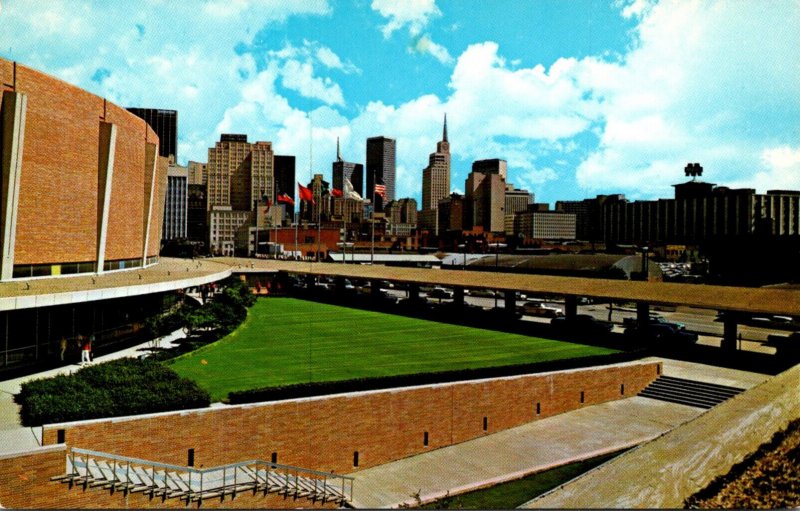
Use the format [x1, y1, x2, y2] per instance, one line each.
[443, 113, 448, 143]
[336, 136, 342, 162]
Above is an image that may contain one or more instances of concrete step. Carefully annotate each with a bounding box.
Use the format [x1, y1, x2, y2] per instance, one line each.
[638, 375, 744, 409]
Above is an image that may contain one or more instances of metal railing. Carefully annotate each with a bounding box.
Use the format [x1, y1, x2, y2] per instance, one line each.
[52, 447, 353, 505]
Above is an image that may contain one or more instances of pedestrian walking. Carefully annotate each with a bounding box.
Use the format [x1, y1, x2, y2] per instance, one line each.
[81, 335, 92, 364]
[59, 337, 67, 361]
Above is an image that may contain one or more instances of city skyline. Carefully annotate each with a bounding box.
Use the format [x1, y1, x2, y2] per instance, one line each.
[0, 1, 798, 205]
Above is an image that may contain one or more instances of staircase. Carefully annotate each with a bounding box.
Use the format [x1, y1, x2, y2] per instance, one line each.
[50, 448, 353, 506]
[638, 375, 745, 409]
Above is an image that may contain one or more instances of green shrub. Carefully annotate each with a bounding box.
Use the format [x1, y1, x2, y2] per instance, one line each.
[17, 358, 210, 426]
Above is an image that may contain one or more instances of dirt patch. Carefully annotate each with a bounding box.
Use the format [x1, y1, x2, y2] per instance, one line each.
[685, 418, 800, 508]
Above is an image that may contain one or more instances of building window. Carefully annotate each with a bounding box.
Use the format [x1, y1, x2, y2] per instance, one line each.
[620, 384, 625, 395]
[353, 451, 359, 467]
[580, 391, 585, 403]
[483, 416, 488, 431]
[423, 432, 429, 447]
[536, 402, 541, 415]
[271, 452, 277, 464]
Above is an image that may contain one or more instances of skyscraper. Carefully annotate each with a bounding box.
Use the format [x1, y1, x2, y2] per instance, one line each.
[274, 155, 296, 221]
[127, 108, 178, 160]
[366, 136, 396, 212]
[332, 138, 364, 198]
[420, 114, 451, 234]
[466, 159, 507, 233]
[162, 159, 188, 241]
[206, 134, 274, 255]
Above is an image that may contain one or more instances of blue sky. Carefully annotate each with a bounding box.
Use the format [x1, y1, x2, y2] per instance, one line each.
[1, 0, 798, 204]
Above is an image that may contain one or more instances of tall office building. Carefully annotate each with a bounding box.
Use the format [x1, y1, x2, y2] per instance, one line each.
[420, 115, 451, 234]
[274, 155, 296, 222]
[127, 108, 178, 160]
[465, 159, 507, 233]
[332, 138, 364, 198]
[187, 184, 207, 248]
[206, 134, 274, 255]
[366, 136, 396, 212]
[187, 161, 206, 185]
[162, 160, 188, 241]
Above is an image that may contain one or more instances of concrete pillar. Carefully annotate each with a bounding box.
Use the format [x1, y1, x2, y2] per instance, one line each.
[96, 122, 117, 274]
[371, 279, 381, 296]
[636, 302, 650, 326]
[722, 318, 738, 351]
[504, 290, 516, 316]
[564, 296, 578, 320]
[408, 283, 420, 301]
[1, 92, 27, 281]
[334, 276, 345, 294]
[453, 287, 465, 307]
[142, 142, 159, 266]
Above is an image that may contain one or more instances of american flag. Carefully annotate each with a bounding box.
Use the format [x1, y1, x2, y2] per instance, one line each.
[374, 183, 386, 200]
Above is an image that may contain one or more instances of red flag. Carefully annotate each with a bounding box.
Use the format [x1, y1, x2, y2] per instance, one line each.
[277, 193, 295, 206]
[331, 188, 344, 198]
[298, 182, 315, 204]
[374, 183, 387, 200]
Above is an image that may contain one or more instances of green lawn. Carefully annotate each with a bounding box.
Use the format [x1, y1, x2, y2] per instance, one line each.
[168, 298, 617, 401]
[417, 450, 623, 509]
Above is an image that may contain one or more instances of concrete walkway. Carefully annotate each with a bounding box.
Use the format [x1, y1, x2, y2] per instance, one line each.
[347, 358, 768, 509]
[0, 329, 186, 455]
[525, 362, 798, 508]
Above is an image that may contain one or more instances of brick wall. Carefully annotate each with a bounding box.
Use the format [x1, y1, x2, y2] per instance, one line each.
[1, 58, 163, 266]
[0, 445, 335, 509]
[41, 362, 660, 475]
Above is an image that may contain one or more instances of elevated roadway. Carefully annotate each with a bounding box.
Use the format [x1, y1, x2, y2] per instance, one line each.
[219, 257, 800, 351]
[220, 258, 800, 317]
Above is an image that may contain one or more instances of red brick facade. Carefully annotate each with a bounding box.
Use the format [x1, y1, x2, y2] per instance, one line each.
[42, 362, 659, 472]
[1, 59, 164, 267]
[1, 362, 659, 508]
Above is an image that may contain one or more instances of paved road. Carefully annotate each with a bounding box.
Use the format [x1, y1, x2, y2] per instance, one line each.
[384, 288, 788, 344]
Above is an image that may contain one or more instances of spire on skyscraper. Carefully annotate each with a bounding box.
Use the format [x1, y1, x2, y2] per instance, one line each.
[336, 137, 342, 162]
[442, 113, 448, 143]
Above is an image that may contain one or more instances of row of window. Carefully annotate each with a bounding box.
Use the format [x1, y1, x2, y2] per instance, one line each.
[12, 257, 158, 279]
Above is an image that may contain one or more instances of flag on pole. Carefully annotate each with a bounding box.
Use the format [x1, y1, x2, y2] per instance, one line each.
[331, 188, 344, 198]
[277, 193, 295, 206]
[298, 182, 315, 204]
[344, 178, 362, 200]
[374, 183, 386, 200]
[263, 197, 272, 213]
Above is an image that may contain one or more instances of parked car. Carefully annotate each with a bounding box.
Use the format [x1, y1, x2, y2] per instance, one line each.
[469, 289, 496, 298]
[624, 323, 698, 344]
[428, 287, 454, 299]
[622, 315, 685, 330]
[551, 314, 613, 336]
[521, 301, 563, 318]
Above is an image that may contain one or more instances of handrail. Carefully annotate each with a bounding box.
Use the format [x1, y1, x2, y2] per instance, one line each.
[69, 447, 353, 481]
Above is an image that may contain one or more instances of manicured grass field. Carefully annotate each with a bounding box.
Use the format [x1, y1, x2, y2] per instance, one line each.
[168, 298, 617, 401]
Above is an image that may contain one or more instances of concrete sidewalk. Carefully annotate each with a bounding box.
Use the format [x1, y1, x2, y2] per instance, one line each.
[347, 359, 768, 509]
[0, 329, 186, 455]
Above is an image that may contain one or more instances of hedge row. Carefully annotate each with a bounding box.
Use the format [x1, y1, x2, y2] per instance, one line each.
[227, 350, 643, 404]
[16, 358, 210, 426]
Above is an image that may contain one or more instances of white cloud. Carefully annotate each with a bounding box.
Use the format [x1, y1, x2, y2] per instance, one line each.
[411, 34, 452, 64]
[728, 146, 800, 192]
[575, 0, 800, 196]
[371, 0, 441, 38]
[371, 0, 452, 65]
[280, 60, 345, 106]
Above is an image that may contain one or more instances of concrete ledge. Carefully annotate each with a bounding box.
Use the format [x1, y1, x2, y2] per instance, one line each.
[526, 363, 800, 508]
[0, 443, 64, 462]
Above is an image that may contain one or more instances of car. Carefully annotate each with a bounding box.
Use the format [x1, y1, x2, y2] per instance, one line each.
[551, 314, 613, 336]
[622, 315, 685, 330]
[428, 287, 454, 299]
[624, 323, 698, 344]
[521, 301, 563, 318]
[469, 289, 496, 298]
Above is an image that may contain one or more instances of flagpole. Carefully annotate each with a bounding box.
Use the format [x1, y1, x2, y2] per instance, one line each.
[316, 194, 321, 262]
[254, 194, 260, 258]
[370, 169, 375, 264]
